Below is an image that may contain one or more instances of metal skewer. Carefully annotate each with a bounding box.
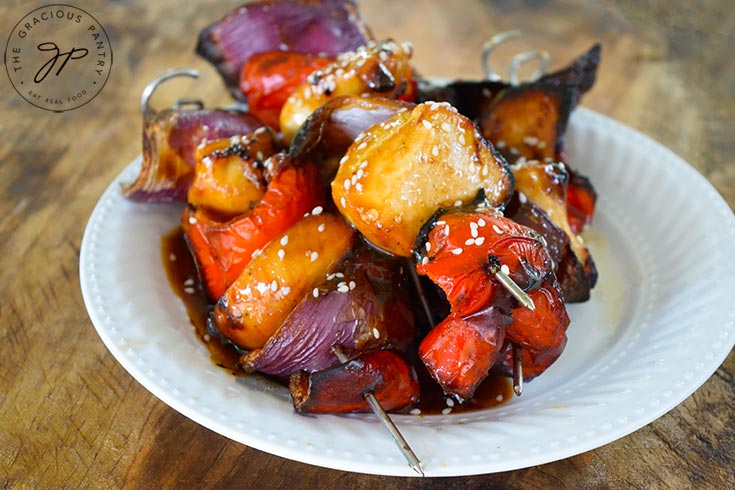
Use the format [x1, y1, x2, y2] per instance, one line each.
[512, 344, 524, 396]
[331, 345, 424, 477]
[487, 262, 536, 311]
[140, 68, 202, 115]
[405, 258, 438, 327]
[482, 30, 550, 86]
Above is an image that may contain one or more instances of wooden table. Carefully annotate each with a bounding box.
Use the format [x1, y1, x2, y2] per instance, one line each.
[2, 1, 733, 488]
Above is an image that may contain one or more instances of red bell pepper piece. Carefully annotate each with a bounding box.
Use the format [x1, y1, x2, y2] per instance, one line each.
[183, 160, 325, 300]
[418, 299, 513, 399]
[289, 350, 420, 413]
[239, 51, 334, 129]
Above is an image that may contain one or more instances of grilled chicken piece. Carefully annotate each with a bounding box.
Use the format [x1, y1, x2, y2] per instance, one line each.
[289, 95, 414, 184]
[332, 102, 513, 257]
[188, 128, 279, 217]
[211, 213, 355, 350]
[279, 39, 415, 143]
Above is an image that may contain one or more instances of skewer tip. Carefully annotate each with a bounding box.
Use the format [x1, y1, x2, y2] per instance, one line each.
[512, 344, 523, 396]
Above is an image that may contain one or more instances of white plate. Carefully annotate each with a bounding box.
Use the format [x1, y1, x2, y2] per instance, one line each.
[80, 107, 735, 477]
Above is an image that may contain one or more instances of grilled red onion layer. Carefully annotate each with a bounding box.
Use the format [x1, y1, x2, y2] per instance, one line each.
[123, 109, 263, 203]
[196, 0, 373, 99]
[241, 246, 414, 377]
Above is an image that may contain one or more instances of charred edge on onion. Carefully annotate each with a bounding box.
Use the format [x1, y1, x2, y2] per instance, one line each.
[487, 44, 601, 157]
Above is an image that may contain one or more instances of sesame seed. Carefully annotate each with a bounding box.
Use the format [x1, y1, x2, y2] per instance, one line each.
[357, 142, 367, 150]
[270, 280, 278, 292]
[518, 192, 527, 204]
[310, 251, 319, 262]
[442, 407, 452, 415]
[410, 408, 421, 415]
[421, 256, 429, 265]
[203, 334, 211, 342]
[477, 218, 486, 227]
[445, 224, 450, 236]
[465, 238, 475, 246]
[184, 287, 195, 294]
[277, 249, 285, 260]
[446, 397, 455, 407]
[184, 278, 194, 286]
[349, 281, 356, 290]
[475, 236, 485, 245]
[256, 151, 264, 161]
[431, 145, 439, 157]
[337, 281, 347, 289]
[318, 224, 325, 232]
[355, 183, 363, 192]
[312, 288, 319, 298]
[169, 254, 177, 261]
[459, 134, 466, 145]
[311, 205, 323, 215]
[435, 220, 446, 225]
[481, 165, 489, 177]
[344, 179, 351, 190]
[496, 140, 506, 149]
[451, 248, 463, 255]
[425, 242, 431, 252]
[340, 197, 346, 208]
[337, 284, 349, 293]
[339, 156, 348, 165]
[441, 122, 451, 132]
[492, 224, 503, 234]
[188, 216, 197, 225]
[422, 120, 433, 130]
[523, 136, 539, 146]
[496, 394, 504, 402]
[454, 200, 463, 207]
[335, 272, 344, 278]
[281, 286, 291, 296]
[373, 328, 380, 339]
[501, 264, 510, 275]
[280, 236, 289, 246]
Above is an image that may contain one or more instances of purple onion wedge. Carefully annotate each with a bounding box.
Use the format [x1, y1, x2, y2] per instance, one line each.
[122, 109, 263, 203]
[196, 0, 373, 99]
[241, 244, 414, 378]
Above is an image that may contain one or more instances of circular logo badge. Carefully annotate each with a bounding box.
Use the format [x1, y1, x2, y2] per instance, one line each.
[4, 4, 112, 112]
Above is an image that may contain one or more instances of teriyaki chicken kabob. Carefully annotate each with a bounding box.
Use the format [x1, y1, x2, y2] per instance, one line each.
[121, 0, 601, 475]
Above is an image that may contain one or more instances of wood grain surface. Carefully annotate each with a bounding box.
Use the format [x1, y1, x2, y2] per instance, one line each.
[1, 0, 733, 488]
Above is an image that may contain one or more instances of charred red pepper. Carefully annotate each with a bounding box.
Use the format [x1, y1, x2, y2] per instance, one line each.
[418, 299, 513, 399]
[289, 350, 419, 413]
[507, 280, 569, 352]
[240, 51, 334, 129]
[415, 207, 559, 397]
[566, 168, 597, 234]
[416, 208, 552, 317]
[183, 158, 325, 300]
